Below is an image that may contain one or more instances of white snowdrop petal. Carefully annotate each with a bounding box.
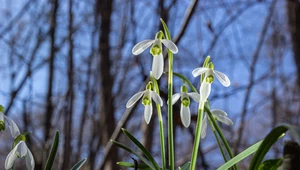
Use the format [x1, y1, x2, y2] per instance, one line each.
[161, 39, 178, 54]
[132, 40, 154, 55]
[201, 115, 208, 139]
[171, 93, 181, 105]
[5, 142, 20, 169]
[152, 53, 164, 79]
[144, 105, 153, 124]
[217, 115, 233, 126]
[151, 91, 163, 106]
[126, 91, 145, 108]
[16, 141, 28, 158]
[4, 116, 20, 138]
[200, 82, 211, 102]
[187, 92, 200, 103]
[180, 105, 191, 128]
[211, 109, 228, 116]
[25, 148, 35, 170]
[192, 67, 209, 77]
[214, 70, 230, 87]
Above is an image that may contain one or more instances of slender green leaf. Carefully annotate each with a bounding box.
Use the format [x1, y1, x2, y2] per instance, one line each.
[178, 162, 190, 170]
[258, 159, 282, 170]
[249, 124, 300, 170]
[122, 128, 161, 170]
[71, 158, 87, 170]
[217, 140, 262, 170]
[111, 140, 156, 170]
[160, 18, 171, 40]
[117, 162, 151, 169]
[44, 131, 59, 170]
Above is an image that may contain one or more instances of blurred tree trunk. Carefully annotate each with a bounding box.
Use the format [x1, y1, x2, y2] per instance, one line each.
[96, 0, 118, 169]
[62, 0, 74, 169]
[287, 0, 300, 87]
[43, 0, 59, 169]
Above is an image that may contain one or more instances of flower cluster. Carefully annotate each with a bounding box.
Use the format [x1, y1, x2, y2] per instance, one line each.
[128, 33, 233, 137]
[0, 106, 35, 170]
[127, 31, 178, 124]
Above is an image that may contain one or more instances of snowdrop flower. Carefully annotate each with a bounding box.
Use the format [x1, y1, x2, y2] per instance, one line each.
[192, 56, 230, 102]
[5, 140, 34, 170]
[0, 107, 20, 138]
[172, 85, 200, 128]
[132, 31, 178, 79]
[2, 112, 35, 170]
[201, 109, 233, 138]
[126, 82, 163, 124]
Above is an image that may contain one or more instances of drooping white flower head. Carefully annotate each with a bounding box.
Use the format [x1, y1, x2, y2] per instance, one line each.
[126, 82, 163, 124]
[172, 85, 200, 128]
[201, 109, 233, 138]
[5, 141, 35, 170]
[0, 107, 20, 138]
[0, 108, 35, 170]
[132, 31, 178, 79]
[192, 56, 230, 102]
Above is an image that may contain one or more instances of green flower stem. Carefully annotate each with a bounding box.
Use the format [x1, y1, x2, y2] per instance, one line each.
[190, 106, 204, 170]
[152, 78, 166, 170]
[157, 106, 166, 170]
[167, 50, 174, 170]
[209, 119, 227, 162]
[205, 106, 237, 170]
[160, 18, 174, 170]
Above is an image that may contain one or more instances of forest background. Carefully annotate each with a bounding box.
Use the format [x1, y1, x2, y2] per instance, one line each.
[0, 0, 299, 169]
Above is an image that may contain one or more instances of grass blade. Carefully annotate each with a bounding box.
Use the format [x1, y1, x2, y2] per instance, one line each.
[122, 128, 161, 170]
[44, 131, 59, 170]
[117, 162, 151, 169]
[249, 124, 300, 170]
[178, 162, 190, 170]
[111, 140, 156, 169]
[71, 158, 87, 170]
[217, 140, 262, 170]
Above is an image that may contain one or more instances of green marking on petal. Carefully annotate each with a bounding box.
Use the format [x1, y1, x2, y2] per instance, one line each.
[206, 75, 214, 83]
[150, 45, 162, 56]
[181, 97, 190, 107]
[0, 121, 5, 131]
[142, 96, 151, 106]
[0, 105, 4, 112]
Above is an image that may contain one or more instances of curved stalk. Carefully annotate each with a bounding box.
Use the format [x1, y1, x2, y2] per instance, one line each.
[152, 77, 166, 170]
[190, 107, 204, 170]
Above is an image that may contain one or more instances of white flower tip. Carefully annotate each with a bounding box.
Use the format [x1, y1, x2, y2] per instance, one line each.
[171, 93, 181, 105]
[132, 40, 154, 55]
[180, 106, 190, 128]
[144, 105, 152, 124]
[214, 70, 231, 87]
[152, 54, 164, 80]
[161, 39, 178, 54]
[150, 91, 163, 107]
[192, 67, 208, 77]
[126, 91, 145, 108]
[171, 45, 178, 54]
[192, 70, 199, 77]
